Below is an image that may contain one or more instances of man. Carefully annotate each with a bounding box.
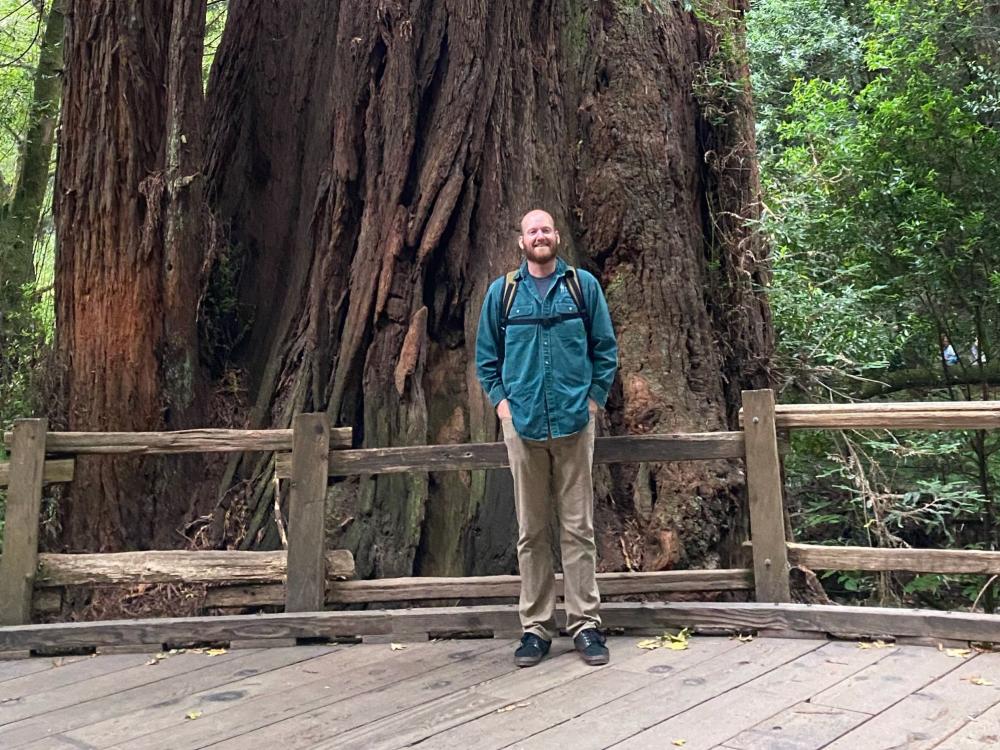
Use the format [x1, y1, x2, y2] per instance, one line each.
[475, 209, 619, 667]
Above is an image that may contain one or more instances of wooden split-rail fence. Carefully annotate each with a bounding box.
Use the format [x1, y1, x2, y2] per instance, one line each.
[3, 389, 1000, 655]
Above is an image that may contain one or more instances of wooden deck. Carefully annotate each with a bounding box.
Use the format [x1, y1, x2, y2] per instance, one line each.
[2, 635, 999, 749]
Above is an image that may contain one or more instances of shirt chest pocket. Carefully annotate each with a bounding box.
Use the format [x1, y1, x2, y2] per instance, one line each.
[555, 302, 587, 341]
[505, 306, 537, 341]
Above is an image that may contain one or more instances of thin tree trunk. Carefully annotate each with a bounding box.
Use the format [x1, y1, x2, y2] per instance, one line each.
[54, 0, 208, 552]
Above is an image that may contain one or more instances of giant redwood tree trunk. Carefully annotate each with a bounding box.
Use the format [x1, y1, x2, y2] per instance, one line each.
[54, 0, 208, 551]
[201, 0, 772, 578]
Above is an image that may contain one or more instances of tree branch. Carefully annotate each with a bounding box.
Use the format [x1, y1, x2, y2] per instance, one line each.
[859, 363, 1000, 399]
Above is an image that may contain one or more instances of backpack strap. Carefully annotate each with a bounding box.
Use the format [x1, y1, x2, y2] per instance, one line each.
[564, 266, 589, 329]
[500, 270, 519, 330]
[496, 270, 520, 363]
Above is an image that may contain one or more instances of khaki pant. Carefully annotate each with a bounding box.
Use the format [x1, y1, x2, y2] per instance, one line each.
[501, 415, 600, 640]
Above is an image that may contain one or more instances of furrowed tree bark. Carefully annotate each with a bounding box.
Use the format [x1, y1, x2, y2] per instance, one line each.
[0, 0, 64, 339]
[53, 0, 208, 552]
[573, 0, 770, 571]
[204, 0, 772, 578]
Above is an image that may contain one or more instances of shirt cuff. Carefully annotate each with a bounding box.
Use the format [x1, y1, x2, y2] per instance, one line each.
[588, 383, 609, 408]
[488, 384, 509, 407]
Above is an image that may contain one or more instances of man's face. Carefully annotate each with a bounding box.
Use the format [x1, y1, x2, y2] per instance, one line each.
[519, 211, 559, 264]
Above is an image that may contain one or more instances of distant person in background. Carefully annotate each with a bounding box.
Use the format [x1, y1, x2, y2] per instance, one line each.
[942, 335, 959, 366]
[971, 338, 986, 365]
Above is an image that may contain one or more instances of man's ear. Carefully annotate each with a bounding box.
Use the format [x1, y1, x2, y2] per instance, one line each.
[554, 230, 561, 246]
[517, 235, 525, 250]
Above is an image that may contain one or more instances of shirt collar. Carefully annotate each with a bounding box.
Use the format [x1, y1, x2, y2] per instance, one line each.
[516, 256, 567, 281]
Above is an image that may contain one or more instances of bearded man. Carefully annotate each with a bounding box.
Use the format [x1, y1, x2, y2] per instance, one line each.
[475, 209, 619, 667]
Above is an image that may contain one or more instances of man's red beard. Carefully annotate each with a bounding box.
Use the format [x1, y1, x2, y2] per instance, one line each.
[525, 240, 557, 263]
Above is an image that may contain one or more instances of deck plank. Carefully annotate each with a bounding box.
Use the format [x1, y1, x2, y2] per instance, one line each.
[0, 647, 332, 747]
[66, 641, 466, 748]
[418, 636, 745, 750]
[195, 639, 522, 750]
[10, 737, 84, 750]
[723, 702, 871, 750]
[810, 643, 965, 714]
[0, 656, 91, 685]
[0, 653, 153, 705]
[930, 698, 1000, 748]
[17, 645, 341, 749]
[607, 640, 893, 749]
[823, 651, 1000, 750]
[320, 639, 687, 750]
[106, 639, 511, 750]
[505, 637, 824, 750]
[4, 629, 995, 750]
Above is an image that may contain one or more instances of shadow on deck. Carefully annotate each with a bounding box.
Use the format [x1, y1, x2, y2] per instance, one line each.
[2, 633, 999, 749]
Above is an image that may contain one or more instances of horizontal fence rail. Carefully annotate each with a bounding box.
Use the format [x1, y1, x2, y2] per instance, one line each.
[0, 458, 73, 488]
[30, 550, 356, 587]
[273, 432, 747, 478]
[787, 543, 1000, 575]
[6, 602, 1000, 655]
[27, 569, 755, 615]
[739, 401, 1000, 430]
[2, 427, 353, 455]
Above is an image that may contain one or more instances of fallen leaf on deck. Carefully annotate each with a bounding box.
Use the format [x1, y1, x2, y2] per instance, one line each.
[497, 702, 532, 713]
[636, 629, 690, 651]
[965, 676, 994, 686]
[857, 640, 892, 650]
[390, 643, 406, 651]
[185, 710, 203, 720]
[146, 653, 169, 666]
[204, 648, 228, 656]
[940, 645, 973, 658]
[672, 740, 686, 747]
[736, 634, 755, 642]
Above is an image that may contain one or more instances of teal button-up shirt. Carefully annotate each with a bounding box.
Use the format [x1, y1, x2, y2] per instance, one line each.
[475, 257, 619, 441]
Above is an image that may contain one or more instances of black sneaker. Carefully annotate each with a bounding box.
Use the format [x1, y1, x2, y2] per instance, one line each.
[573, 628, 609, 666]
[514, 633, 551, 667]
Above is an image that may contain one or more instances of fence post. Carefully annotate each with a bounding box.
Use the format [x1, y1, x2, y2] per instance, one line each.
[0, 418, 48, 626]
[285, 413, 330, 612]
[742, 390, 791, 603]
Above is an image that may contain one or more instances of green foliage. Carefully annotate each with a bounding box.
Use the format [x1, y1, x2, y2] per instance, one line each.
[755, 0, 1000, 386]
[747, 0, 866, 155]
[203, 1, 227, 85]
[749, 0, 1000, 608]
[0, 0, 47, 192]
[0, 0, 56, 433]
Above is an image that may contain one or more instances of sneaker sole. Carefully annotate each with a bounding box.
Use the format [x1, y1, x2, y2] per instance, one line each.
[579, 653, 610, 666]
[515, 656, 544, 667]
